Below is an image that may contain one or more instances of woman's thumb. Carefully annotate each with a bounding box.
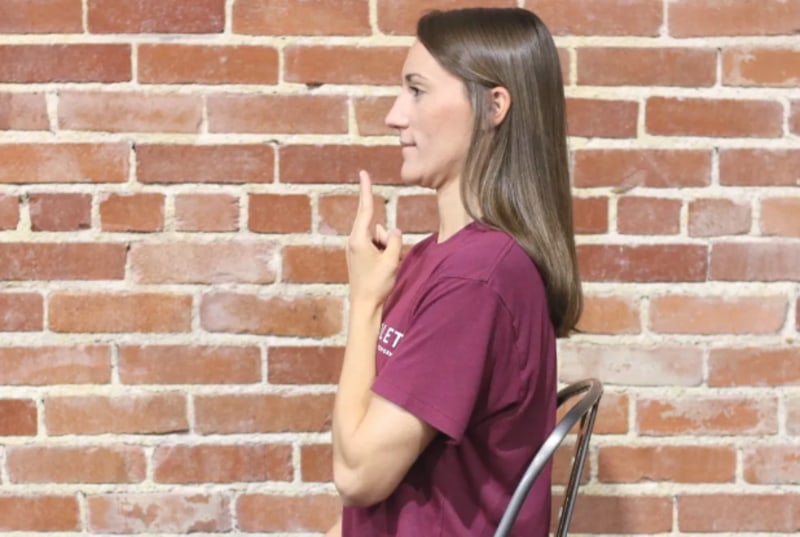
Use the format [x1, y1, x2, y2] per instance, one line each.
[384, 228, 403, 261]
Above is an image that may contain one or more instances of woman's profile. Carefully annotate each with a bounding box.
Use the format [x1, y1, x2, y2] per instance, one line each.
[328, 7, 582, 536]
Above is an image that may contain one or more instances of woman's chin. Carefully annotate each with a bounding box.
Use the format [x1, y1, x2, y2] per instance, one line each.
[398, 168, 423, 186]
[400, 169, 441, 190]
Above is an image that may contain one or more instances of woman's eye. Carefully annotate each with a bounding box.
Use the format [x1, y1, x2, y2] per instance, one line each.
[409, 86, 422, 97]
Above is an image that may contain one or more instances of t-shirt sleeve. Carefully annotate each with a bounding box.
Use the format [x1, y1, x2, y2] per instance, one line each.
[371, 276, 509, 443]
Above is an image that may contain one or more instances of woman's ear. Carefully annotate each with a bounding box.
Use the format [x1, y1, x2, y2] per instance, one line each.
[490, 86, 511, 126]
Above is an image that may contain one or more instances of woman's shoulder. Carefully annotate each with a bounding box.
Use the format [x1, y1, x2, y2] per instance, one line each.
[438, 222, 542, 284]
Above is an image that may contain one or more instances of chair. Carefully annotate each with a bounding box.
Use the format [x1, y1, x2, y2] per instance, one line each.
[494, 378, 603, 537]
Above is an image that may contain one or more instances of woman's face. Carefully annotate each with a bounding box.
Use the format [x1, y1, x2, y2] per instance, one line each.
[385, 41, 474, 189]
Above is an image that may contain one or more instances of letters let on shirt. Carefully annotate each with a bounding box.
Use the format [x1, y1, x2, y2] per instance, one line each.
[378, 322, 405, 357]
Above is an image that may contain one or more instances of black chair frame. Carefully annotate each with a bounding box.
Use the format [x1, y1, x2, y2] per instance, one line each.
[494, 378, 603, 537]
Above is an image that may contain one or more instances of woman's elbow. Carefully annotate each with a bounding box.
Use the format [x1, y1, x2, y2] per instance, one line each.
[333, 462, 392, 508]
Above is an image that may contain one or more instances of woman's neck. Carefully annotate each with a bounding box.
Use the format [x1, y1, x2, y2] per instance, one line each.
[435, 177, 474, 243]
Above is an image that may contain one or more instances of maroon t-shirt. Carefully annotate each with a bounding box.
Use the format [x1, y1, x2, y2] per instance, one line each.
[342, 221, 557, 537]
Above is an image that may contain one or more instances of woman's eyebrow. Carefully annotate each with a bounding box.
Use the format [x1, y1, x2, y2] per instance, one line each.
[404, 73, 428, 84]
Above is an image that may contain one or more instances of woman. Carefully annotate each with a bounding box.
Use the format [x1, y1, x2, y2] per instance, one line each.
[328, 7, 582, 536]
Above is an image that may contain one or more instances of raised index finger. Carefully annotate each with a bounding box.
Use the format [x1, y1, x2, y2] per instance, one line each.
[351, 169, 374, 237]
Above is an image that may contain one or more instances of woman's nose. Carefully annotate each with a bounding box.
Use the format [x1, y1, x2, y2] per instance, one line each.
[384, 95, 408, 130]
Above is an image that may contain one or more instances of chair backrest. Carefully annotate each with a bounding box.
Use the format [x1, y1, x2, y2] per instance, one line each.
[494, 378, 603, 537]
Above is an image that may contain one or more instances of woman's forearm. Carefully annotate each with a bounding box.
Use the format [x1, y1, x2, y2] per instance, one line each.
[332, 301, 382, 469]
[324, 515, 342, 537]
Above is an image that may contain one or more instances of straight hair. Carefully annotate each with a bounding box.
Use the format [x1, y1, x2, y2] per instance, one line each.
[417, 8, 582, 337]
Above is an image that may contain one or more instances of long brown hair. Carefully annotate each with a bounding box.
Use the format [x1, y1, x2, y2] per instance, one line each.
[417, 8, 582, 337]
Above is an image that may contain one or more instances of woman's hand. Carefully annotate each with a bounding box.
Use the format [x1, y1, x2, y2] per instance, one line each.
[346, 170, 403, 308]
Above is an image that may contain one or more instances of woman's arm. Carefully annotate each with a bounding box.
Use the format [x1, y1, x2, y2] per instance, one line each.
[331, 172, 436, 508]
[324, 515, 341, 537]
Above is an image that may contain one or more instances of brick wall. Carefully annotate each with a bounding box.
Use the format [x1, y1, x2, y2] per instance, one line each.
[0, 0, 798, 534]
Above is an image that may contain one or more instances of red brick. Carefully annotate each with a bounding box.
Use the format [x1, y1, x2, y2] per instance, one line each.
[646, 97, 783, 137]
[0, 143, 129, 183]
[744, 446, 800, 484]
[578, 47, 716, 86]
[301, 444, 332, 482]
[29, 193, 91, 231]
[237, 494, 339, 532]
[268, 346, 344, 385]
[789, 397, 800, 435]
[688, 198, 751, 237]
[0, 496, 79, 531]
[0, 243, 125, 280]
[574, 295, 640, 334]
[235, 0, 369, 35]
[355, 96, 394, 136]
[285, 46, 407, 85]
[0, 0, 82, 33]
[0, 45, 130, 82]
[319, 193, 387, 235]
[45, 393, 188, 435]
[249, 193, 311, 233]
[0, 195, 19, 229]
[650, 295, 787, 335]
[281, 145, 402, 184]
[577, 244, 707, 282]
[0, 293, 43, 331]
[530, 0, 662, 35]
[120, 345, 260, 385]
[712, 243, 800, 281]
[377, 0, 514, 35]
[153, 444, 292, 483]
[0, 399, 37, 436]
[723, 47, 800, 87]
[88, 0, 224, 33]
[0, 92, 49, 130]
[720, 149, 800, 186]
[557, 494, 672, 534]
[175, 193, 238, 231]
[593, 392, 628, 435]
[617, 196, 681, 235]
[8, 445, 145, 483]
[559, 344, 702, 386]
[0, 346, 110, 385]
[139, 44, 278, 84]
[792, 101, 800, 135]
[208, 94, 347, 134]
[678, 494, 800, 532]
[397, 195, 438, 233]
[99, 193, 163, 232]
[120, 345, 259, 385]
[638, 397, 777, 435]
[599, 446, 736, 483]
[137, 144, 274, 184]
[49, 293, 192, 333]
[195, 393, 334, 434]
[670, 0, 800, 37]
[131, 242, 276, 284]
[572, 197, 607, 234]
[200, 293, 342, 337]
[573, 149, 711, 188]
[88, 494, 232, 533]
[709, 347, 800, 387]
[59, 91, 202, 133]
[566, 98, 638, 138]
[283, 246, 347, 283]
[761, 197, 800, 236]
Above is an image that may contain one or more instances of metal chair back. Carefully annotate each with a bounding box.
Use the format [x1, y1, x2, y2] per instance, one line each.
[494, 378, 603, 537]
